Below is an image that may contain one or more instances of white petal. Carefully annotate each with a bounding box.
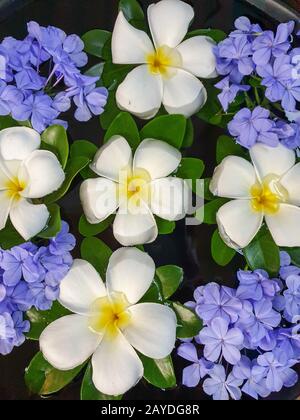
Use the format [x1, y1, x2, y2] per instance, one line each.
[113, 203, 158, 246]
[217, 200, 263, 249]
[0, 191, 12, 230]
[59, 259, 107, 315]
[133, 139, 181, 179]
[210, 156, 257, 199]
[9, 199, 49, 240]
[92, 330, 143, 396]
[0, 162, 11, 190]
[150, 177, 189, 221]
[250, 143, 295, 181]
[162, 69, 207, 117]
[80, 178, 118, 224]
[123, 303, 177, 359]
[280, 163, 300, 206]
[40, 314, 101, 371]
[112, 11, 154, 64]
[106, 247, 155, 305]
[19, 150, 65, 199]
[148, 0, 194, 48]
[91, 135, 132, 182]
[266, 204, 300, 247]
[116, 65, 163, 120]
[176, 36, 217, 78]
[0, 127, 40, 161]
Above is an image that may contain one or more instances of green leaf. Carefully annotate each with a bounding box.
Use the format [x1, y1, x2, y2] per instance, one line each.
[216, 135, 246, 164]
[187, 29, 227, 43]
[82, 30, 111, 58]
[244, 226, 280, 276]
[211, 229, 236, 267]
[25, 352, 84, 396]
[0, 115, 20, 129]
[38, 204, 61, 239]
[119, 0, 144, 22]
[79, 215, 114, 238]
[182, 118, 194, 148]
[140, 115, 187, 149]
[81, 237, 112, 278]
[156, 217, 176, 235]
[104, 112, 140, 150]
[44, 156, 90, 204]
[171, 302, 202, 339]
[281, 247, 300, 268]
[140, 280, 162, 303]
[81, 364, 122, 400]
[177, 158, 205, 181]
[156, 265, 183, 299]
[26, 302, 70, 341]
[102, 61, 134, 90]
[197, 198, 228, 225]
[70, 140, 98, 179]
[85, 63, 105, 80]
[41, 125, 69, 169]
[0, 221, 24, 250]
[139, 354, 176, 389]
[100, 89, 121, 130]
[197, 82, 224, 127]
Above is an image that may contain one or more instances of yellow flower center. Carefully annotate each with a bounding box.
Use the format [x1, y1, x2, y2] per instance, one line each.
[146, 45, 182, 78]
[118, 167, 151, 208]
[250, 175, 289, 215]
[89, 292, 131, 340]
[5, 178, 26, 200]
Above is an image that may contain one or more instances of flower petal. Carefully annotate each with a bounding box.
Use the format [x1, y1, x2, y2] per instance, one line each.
[176, 36, 217, 78]
[112, 11, 154, 64]
[92, 330, 143, 396]
[150, 177, 188, 221]
[106, 247, 155, 304]
[91, 135, 132, 182]
[10, 199, 49, 240]
[123, 303, 177, 359]
[59, 259, 106, 315]
[250, 143, 295, 181]
[116, 65, 163, 120]
[113, 202, 158, 246]
[217, 200, 263, 249]
[265, 204, 300, 247]
[80, 178, 118, 224]
[133, 139, 181, 179]
[210, 156, 257, 199]
[0, 160, 11, 190]
[162, 69, 207, 117]
[0, 127, 40, 161]
[280, 162, 300, 206]
[40, 314, 101, 371]
[148, 0, 194, 48]
[19, 150, 65, 199]
[0, 191, 12, 230]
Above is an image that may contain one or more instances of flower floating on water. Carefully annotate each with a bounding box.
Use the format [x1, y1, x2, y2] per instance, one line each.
[40, 247, 177, 396]
[111, 0, 217, 119]
[80, 136, 188, 246]
[210, 142, 300, 249]
[0, 127, 65, 240]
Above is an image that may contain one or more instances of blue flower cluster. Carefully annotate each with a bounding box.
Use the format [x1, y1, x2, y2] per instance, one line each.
[0, 222, 75, 355]
[0, 22, 108, 132]
[214, 17, 300, 149]
[178, 252, 300, 400]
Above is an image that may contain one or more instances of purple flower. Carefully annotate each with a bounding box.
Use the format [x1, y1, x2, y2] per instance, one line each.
[196, 283, 242, 325]
[178, 342, 214, 387]
[283, 275, 300, 318]
[280, 123, 300, 149]
[231, 17, 262, 40]
[63, 35, 87, 68]
[228, 106, 279, 148]
[215, 76, 250, 112]
[199, 317, 244, 365]
[0, 312, 16, 355]
[252, 22, 295, 65]
[236, 269, 280, 301]
[203, 365, 243, 400]
[280, 78, 300, 112]
[11, 311, 30, 346]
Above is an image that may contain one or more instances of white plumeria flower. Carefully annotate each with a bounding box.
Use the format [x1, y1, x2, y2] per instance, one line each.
[210, 143, 300, 249]
[0, 127, 65, 240]
[80, 135, 189, 246]
[112, 0, 217, 119]
[40, 247, 177, 396]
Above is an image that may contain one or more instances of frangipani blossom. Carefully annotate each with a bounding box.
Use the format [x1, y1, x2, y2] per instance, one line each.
[0, 127, 64, 240]
[112, 0, 217, 119]
[40, 247, 177, 396]
[80, 136, 189, 246]
[210, 143, 300, 249]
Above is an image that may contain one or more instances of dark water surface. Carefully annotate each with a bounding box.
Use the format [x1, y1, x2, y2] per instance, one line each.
[0, 0, 300, 401]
